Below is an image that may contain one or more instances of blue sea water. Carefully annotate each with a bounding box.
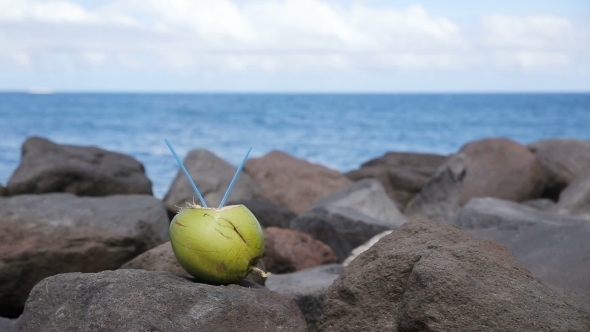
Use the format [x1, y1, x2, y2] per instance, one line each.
[1, 93, 589, 198]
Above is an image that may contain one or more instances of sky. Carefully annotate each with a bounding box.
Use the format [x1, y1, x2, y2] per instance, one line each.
[0, 0, 589, 92]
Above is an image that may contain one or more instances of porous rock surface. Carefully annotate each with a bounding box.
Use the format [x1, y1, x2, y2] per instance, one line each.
[7, 137, 152, 196]
[228, 198, 297, 229]
[244, 150, 352, 214]
[262, 227, 337, 274]
[317, 218, 590, 332]
[0, 193, 169, 317]
[163, 149, 258, 213]
[14, 269, 307, 332]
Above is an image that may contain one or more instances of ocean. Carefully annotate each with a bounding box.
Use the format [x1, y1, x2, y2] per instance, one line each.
[1, 93, 589, 198]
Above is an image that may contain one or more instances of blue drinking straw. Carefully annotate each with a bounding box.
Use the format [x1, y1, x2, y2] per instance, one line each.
[164, 139, 208, 208]
[218, 147, 252, 209]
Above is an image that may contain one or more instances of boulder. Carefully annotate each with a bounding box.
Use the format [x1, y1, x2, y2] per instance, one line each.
[262, 227, 338, 274]
[6, 137, 152, 196]
[451, 197, 590, 296]
[0, 193, 169, 318]
[14, 269, 307, 332]
[342, 230, 392, 266]
[552, 170, 590, 221]
[0, 184, 6, 197]
[244, 150, 352, 214]
[406, 138, 547, 221]
[317, 218, 590, 332]
[528, 139, 590, 199]
[266, 264, 343, 332]
[120, 241, 267, 286]
[313, 178, 407, 226]
[346, 152, 448, 208]
[163, 149, 258, 214]
[405, 153, 466, 222]
[522, 198, 556, 210]
[289, 206, 399, 262]
[228, 198, 297, 229]
[0, 317, 16, 332]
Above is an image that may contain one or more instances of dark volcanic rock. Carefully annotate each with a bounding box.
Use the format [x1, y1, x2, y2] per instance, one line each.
[267, 264, 343, 332]
[289, 205, 399, 262]
[6, 137, 152, 196]
[451, 197, 590, 296]
[229, 198, 297, 229]
[346, 152, 448, 208]
[262, 227, 338, 274]
[15, 269, 307, 332]
[244, 150, 352, 214]
[0, 317, 16, 332]
[119, 241, 267, 286]
[317, 218, 590, 332]
[163, 149, 258, 213]
[528, 139, 590, 200]
[0, 194, 169, 318]
[0, 184, 6, 197]
[313, 178, 407, 226]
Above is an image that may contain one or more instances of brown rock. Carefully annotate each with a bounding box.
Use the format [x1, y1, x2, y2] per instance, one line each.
[459, 137, 545, 204]
[346, 152, 448, 208]
[120, 241, 267, 285]
[318, 218, 590, 332]
[528, 139, 590, 200]
[7, 137, 152, 196]
[263, 227, 338, 274]
[245, 151, 352, 214]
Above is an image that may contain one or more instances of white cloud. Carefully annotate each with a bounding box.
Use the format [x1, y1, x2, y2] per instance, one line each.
[0, 0, 588, 83]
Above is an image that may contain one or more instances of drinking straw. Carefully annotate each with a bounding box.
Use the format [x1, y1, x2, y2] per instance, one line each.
[164, 138, 208, 208]
[218, 147, 252, 208]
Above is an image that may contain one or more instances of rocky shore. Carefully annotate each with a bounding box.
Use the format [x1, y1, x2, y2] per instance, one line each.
[1, 136, 589, 331]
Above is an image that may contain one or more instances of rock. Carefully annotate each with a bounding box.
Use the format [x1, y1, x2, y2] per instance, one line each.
[0, 193, 169, 318]
[0, 184, 6, 197]
[244, 150, 352, 214]
[342, 230, 392, 266]
[522, 198, 556, 210]
[228, 198, 297, 229]
[163, 149, 258, 214]
[458, 138, 545, 204]
[0, 317, 16, 332]
[528, 139, 590, 200]
[405, 153, 466, 222]
[346, 152, 448, 208]
[119, 241, 267, 286]
[451, 197, 590, 296]
[267, 264, 343, 332]
[15, 269, 307, 332]
[317, 218, 590, 332]
[6, 137, 152, 196]
[262, 227, 338, 274]
[552, 170, 590, 221]
[313, 178, 407, 226]
[406, 138, 547, 222]
[289, 205, 399, 262]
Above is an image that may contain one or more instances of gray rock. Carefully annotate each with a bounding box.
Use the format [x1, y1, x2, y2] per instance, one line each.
[289, 205, 398, 262]
[229, 198, 297, 229]
[318, 218, 590, 332]
[0, 193, 169, 318]
[15, 269, 307, 332]
[528, 139, 590, 200]
[0, 184, 6, 197]
[405, 153, 466, 222]
[346, 152, 448, 209]
[451, 197, 590, 296]
[6, 137, 152, 196]
[0, 317, 17, 332]
[163, 149, 258, 213]
[313, 178, 407, 227]
[342, 230, 393, 266]
[522, 198, 556, 210]
[266, 264, 343, 332]
[552, 171, 590, 221]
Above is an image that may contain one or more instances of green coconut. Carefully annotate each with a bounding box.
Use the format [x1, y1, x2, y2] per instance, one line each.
[169, 203, 266, 284]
